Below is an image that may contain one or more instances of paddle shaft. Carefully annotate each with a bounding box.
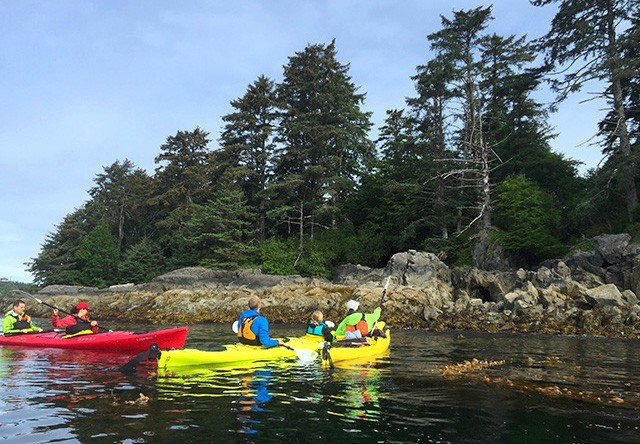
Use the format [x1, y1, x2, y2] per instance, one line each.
[378, 276, 391, 307]
[17, 290, 110, 332]
[322, 342, 335, 369]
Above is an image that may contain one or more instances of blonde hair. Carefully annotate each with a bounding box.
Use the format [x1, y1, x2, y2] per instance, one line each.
[311, 310, 323, 322]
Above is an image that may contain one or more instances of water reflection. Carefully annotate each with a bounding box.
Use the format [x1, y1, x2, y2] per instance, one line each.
[235, 368, 274, 436]
[2, 325, 640, 443]
[325, 355, 388, 425]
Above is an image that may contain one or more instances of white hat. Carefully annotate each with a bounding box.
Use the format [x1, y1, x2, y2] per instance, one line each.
[346, 299, 360, 311]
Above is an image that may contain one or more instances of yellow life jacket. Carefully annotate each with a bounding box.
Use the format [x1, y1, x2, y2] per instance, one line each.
[237, 315, 261, 346]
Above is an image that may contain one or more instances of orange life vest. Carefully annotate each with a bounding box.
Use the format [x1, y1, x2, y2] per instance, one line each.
[238, 315, 261, 346]
[345, 313, 369, 336]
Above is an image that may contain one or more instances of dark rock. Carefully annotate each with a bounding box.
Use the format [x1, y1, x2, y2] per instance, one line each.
[333, 264, 384, 286]
[595, 233, 631, 265]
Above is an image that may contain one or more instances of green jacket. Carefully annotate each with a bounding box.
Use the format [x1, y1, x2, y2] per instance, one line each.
[335, 306, 381, 337]
[2, 310, 41, 335]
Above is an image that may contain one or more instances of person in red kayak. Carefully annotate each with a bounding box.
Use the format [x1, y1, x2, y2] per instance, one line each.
[2, 299, 43, 335]
[52, 301, 99, 335]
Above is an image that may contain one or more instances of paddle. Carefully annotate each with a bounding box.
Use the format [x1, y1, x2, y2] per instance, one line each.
[281, 342, 318, 362]
[321, 340, 335, 369]
[369, 276, 391, 338]
[15, 290, 112, 333]
[378, 276, 392, 308]
[119, 343, 161, 375]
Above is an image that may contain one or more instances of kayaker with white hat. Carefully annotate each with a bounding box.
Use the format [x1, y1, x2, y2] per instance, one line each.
[335, 298, 382, 339]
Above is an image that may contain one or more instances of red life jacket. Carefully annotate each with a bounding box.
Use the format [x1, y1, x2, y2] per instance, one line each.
[238, 315, 261, 346]
[345, 313, 369, 336]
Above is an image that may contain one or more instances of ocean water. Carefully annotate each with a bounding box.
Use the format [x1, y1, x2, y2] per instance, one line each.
[1, 322, 639, 443]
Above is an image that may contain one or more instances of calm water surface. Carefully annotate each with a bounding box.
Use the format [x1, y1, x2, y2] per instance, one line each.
[1, 321, 639, 443]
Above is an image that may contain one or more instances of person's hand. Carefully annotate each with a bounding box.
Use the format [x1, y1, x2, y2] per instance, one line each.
[24, 315, 31, 323]
[21, 329, 30, 333]
[53, 308, 59, 316]
[278, 339, 285, 346]
[90, 321, 98, 327]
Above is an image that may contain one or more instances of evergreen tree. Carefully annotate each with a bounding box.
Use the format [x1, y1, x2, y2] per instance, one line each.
[119, 237, 166, 284]
[375, 110, 432, 251]
[87, 159, 155, 249]
[426, 6, 495, 235]
[407, 55, 459, 241]
[151, 128, 213, 259]
[341, 173, 391, 266]
[533, 0, 640, 221]
[28, 207, 92, 286]
[74, 224, 120, 287]
[494, 175, 565, 265]
[219, 75, 279, 243]
[273, 40, 375, 265]
[174, 180, 257, 269]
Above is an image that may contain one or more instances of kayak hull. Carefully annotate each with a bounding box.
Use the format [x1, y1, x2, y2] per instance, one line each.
[321, 331, 390, 363]
[0, 326, 189, 353]
[158, 329, 390, 374]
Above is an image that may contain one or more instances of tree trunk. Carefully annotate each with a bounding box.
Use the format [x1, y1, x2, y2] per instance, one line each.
[606, 0, 637, 221]
[294, 199, 304, 266]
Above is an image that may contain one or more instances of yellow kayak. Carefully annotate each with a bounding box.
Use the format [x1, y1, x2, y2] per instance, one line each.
[301, 330, 391, 365]
[156, 329, 390, 375]
[158, 336, 318, 372]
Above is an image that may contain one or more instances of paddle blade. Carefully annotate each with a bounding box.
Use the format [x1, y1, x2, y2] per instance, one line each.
[231, 321, 239, 334]
[295, 349, 318, 362]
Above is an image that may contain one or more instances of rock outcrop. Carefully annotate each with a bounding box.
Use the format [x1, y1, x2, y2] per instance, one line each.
[6, 234, 640, 338]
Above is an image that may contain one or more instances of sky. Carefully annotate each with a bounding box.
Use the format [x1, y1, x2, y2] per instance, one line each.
[0, 1, 607, 283]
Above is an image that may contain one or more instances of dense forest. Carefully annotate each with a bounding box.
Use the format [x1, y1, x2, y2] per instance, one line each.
[28, 2, 640, 287]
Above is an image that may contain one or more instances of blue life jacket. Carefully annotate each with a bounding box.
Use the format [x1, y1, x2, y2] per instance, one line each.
[306, 320, 327, 336]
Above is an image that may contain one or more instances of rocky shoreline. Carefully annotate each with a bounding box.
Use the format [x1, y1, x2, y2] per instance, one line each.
[6, 233, 640, 339]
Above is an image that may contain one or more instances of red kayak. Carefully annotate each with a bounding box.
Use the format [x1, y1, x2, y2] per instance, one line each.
[0, 326, 188, 353]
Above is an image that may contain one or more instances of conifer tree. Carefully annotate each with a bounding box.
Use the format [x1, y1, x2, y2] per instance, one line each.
[273, 40, 374, 264]
[175, 179, 257, 269]
[533, 0, 640, 221]
[74, 224, 120, 287]
[28, 208, 91, 286]
[87, 159, 154, 249]
[219, 75, 279, 243]
[151, 128, 213, 259]
[119, 237, 166, 284]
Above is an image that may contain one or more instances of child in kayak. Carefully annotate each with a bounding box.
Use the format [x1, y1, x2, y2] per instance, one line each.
[2, 299, 43, 335]
[52, 302, 99, 335]
[306, 310, 335, 340]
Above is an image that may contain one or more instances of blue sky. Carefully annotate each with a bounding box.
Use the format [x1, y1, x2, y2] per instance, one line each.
[0, 1, 606, 283]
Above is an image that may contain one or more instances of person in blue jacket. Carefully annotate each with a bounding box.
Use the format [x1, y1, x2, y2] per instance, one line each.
[237, 295, 283, 348]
